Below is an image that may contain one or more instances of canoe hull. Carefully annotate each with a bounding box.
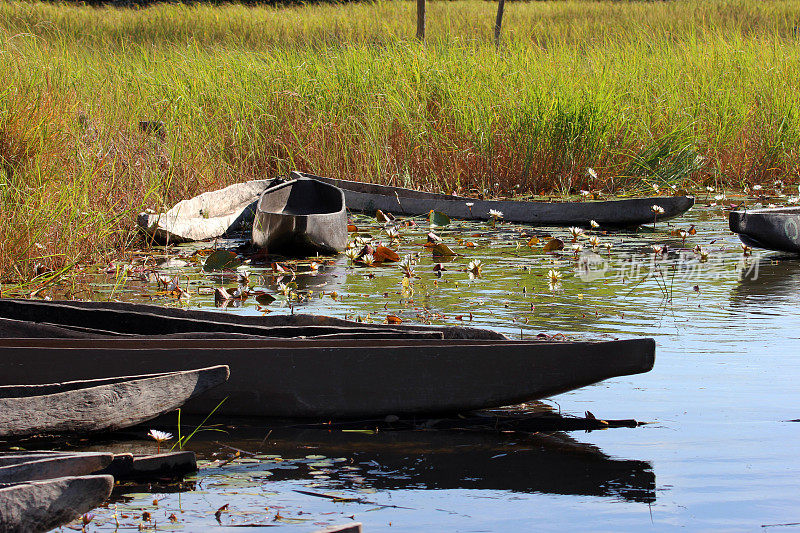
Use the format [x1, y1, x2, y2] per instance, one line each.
[0, 475, 113, 533]
[252, 177, 348, 255]
[0, 366, 230, 438]
[294, 172, 694, 227]
[0, 338, 655, 418]
[0, 453, 113, 484]
[729, 207, 800, 254]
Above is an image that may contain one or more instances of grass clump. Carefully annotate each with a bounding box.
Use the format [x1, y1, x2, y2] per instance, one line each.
[1, 0, 800, 279]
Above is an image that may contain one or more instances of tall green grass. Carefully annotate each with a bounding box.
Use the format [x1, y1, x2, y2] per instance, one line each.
[1, 0, 800, 279]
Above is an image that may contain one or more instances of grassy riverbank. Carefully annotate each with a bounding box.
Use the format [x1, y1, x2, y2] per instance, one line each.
[1, 0, 800, 279]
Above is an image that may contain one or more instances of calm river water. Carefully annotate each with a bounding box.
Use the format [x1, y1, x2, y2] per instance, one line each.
[54, 202, 800, 531]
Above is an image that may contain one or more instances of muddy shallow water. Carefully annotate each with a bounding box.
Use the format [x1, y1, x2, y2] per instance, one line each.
[36, 203, 800, 530]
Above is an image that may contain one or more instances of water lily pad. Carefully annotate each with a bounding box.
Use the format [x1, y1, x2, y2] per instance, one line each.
[429, 210, 450, 227]
[203, 250, 241, 272]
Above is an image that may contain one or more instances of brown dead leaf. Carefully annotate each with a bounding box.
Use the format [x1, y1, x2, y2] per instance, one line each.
[542, 238, 565, 252]
[386, 315, 402, 324]
[347, 224, 359, 232]
[527, 236, 540, 246]
[376, 210, 395, 223]
[373, 246, 400, 263]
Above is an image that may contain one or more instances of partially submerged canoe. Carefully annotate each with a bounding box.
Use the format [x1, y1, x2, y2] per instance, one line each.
[0, 475, 113, 533]
[0, 337, 655, 418]
[252, 177, 348, 255]
[137, 180, 272, 244]
[0, 298, 505, 340]
[0, 453, 113, 484]
[0, 366, 230, 438]
[729, 206, 800, 254]
[293, 171, 695, 227]
[97, 451, 197, 479]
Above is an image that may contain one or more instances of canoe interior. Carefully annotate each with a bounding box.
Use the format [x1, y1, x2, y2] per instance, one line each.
[0, 298, 506, 340]
[257, 178, 344, 215]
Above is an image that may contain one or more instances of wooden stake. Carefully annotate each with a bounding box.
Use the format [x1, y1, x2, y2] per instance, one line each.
[417, 0, 426, 42]
[494, 0, 506, 49]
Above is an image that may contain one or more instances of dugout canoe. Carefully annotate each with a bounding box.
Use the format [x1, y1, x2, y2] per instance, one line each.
[0, 298, 504, 340]
[0, 453, 113, 484]
[0, 366, 230, 438]
[292, 171, 695, 227]
[0, 475, 114, 533]
[137, 180, 272, 244]
[0, 337, 655, 418]
[252, 177, 348, 255]
[729, 206, 800, 254]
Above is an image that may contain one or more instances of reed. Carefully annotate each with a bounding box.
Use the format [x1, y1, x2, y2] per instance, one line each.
[1, 0, 799, 279]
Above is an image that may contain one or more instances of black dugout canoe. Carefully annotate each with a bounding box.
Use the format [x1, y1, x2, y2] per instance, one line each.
[0, 475, 113, 533]
[0, 337, 655, 418]
[0, 366, 229, 438]
[729, 206, 800, 254]
[252, 177, 348, 255]
[292, 171, 694, 227]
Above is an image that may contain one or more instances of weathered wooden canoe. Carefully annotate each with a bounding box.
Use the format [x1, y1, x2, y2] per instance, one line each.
[137, 180, 272, 244]
[97, 451, 197, 479]
[0, 298, 504, 340]
[0, 453, 113, 483]
[252, 177, 348, 255]
[0, 366, 230, 438]
[729, 206, 800, 254]
[293, 171, 695, 227]
[0, 475, 113, 533]
[0, 337, 655, 418]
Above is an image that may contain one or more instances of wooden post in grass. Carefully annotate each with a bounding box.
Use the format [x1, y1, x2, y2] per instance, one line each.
[417, 0, 426, 42]
[494, 0, 506, 49]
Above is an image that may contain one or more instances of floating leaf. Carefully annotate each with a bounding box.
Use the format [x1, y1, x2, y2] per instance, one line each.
[347, 224, 359, 232]
[542, 238, 565, 252]
[373, 246, 400, 263]
[386, 314, 402, 324]
[464, 241, 477, 248]
[428, 210, 450, 227]
[203, 250, 241, 272]
[527, 236, 540, 246]
[431, 243, 457, 257]
[256, 293, 276, 306]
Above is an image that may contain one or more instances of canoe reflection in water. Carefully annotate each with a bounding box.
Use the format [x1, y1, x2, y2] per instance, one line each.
[157, 425, 656, 504]
[731, 255, 800, 304]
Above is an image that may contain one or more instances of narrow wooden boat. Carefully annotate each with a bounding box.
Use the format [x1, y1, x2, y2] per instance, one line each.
[0, 475, 113, 533]
[0, 298, 504, 340]
[0, 366, 230, 438]
[97, 451, 197, 479]
[252, 177, 348, 255]
[0, 337, 655, 418]
[729, 206, 800, 254]
[0, 453, 113, 483]
[293, 171, 695, 227]
[137, 180, 271, 244]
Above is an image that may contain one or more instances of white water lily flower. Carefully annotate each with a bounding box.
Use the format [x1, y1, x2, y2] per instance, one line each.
[588, 236, 600, 248]
[580, 190, 591, 197]
[360, 253, 375, 266]
[753, 184, 763, 191]
[345, 248, 359, 261]
[706, 186, 715, 193]
[651, 205, 665, 215]
[467, 260, 483, 275]
[587, 167, 598, 180]
[547, 269, 562, 283]
[604, 242, 613, 253]
[590, 220, 600, 229]
[148, 429, 173, 453]
[465, 202, 475, 207]
[489, 209, 503, 219]
[788, 197, 799, 205]
[569, 227, 585, 240]
[652, 183, 660, 192]
[714, 194, 724, 201]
